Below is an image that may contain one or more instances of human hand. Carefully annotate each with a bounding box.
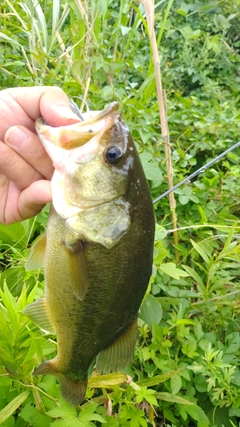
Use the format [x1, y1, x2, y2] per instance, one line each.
[0, 86, 79, 224]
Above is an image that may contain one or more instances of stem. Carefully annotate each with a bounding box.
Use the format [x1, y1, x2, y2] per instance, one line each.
[55, 30, 84, 89]
[142, 0, 179, 261]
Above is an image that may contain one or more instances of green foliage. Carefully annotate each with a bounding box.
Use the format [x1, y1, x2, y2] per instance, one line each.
[0, 0, 240, 426]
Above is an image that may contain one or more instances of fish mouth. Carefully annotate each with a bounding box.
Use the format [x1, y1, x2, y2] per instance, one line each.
[35, 102, 119, 150]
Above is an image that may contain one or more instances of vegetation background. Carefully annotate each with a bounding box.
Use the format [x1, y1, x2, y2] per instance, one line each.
[0, 0, 240, 425]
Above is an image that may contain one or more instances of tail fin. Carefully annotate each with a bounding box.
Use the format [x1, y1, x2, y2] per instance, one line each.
[59, 374, 88, 407]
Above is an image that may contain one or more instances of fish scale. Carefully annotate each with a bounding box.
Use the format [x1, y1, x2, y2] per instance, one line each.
[23, 102, 155, 406]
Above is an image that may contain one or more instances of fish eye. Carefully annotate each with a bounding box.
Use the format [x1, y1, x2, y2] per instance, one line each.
[105, 145, 124, 164]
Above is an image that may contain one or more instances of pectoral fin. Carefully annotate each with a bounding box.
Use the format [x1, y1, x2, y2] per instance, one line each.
[22, 298, 55, 334]
[25, 233, 46, 270]
[64, 241, 88, 301]
[96, 318, 138, 374]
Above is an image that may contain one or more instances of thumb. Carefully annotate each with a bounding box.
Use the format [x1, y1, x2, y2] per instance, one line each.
[39, 88, 81, 127]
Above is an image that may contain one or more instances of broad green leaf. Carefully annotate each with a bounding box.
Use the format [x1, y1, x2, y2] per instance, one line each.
[179, 195, 189, 205]
[0, 223, 27, 247]
[19, 403, 51, 427]
[159, 263, 189, 279]
[47, 400, 76, 418]
[176, 2, 190, 16]
[135, 387, 158, 406]
[0, 391, 29, 425]
[120, 25, 131, 36]
[139, 294, 162, 326]
[139, 153, 163, 183]
[51, 418, 81, 427]
[180, 25, 201, 40]
[183, 405, 210, 426]
[155, 226, 168, 241]
[102, 85, 113, 101]
[170, 374, 182, 395]
[225, 332, 240, 354]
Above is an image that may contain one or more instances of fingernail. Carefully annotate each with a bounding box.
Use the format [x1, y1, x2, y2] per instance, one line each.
[58, 106, 81, 121]
[6, 126, 29, 148]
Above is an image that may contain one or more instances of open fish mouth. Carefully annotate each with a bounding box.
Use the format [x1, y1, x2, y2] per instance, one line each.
[35, 101, 119, 150]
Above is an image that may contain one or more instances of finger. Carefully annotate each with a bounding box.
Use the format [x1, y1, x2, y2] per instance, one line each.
[18, 180, 52, 222]
[3, 86, 80, 127]
[5, 126, 54, 180]
[0, 141, 43, 191]
[39, 88, 81, 126]
[0, 87, 80, 142]
[2, 180, 52, 224]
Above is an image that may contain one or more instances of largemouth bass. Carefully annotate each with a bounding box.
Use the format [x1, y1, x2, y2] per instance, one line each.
[23, 102, 155, 406]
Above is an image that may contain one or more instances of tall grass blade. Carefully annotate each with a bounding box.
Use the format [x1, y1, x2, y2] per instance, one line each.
[0, 391, 29, 425]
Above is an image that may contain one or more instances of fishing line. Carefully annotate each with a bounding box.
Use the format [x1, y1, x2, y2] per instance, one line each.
[70, 97, 90, 121]
[69, 99, 85, 121]
[153, 141, 240, 204]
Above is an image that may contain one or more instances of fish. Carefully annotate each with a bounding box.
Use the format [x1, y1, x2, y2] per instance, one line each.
[23, 101, 155, 406]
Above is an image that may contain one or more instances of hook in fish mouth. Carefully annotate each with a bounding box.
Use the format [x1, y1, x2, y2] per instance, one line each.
[35, 102, 119, 150]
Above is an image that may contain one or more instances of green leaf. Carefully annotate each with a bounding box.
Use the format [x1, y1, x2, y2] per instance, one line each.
[19, 403, 51, 427]
[78, 405, 106, 425]
[159, 263, 189, 279]
[225, 332, 240, 354]
[183, 405, 210, 426]
[139, 153, 163, 183]
[0, 284, 19, 333]
[155, 226, 168, 241]
[101, 86, 114, 101]
[190, 240, 210, 263]
[155, 392, 194, 405]
[137, 371, 178, 387]
[47, 400, 76, 419]
[88, 372, 128, 388]
[139, 294, 162, 326]
[120, 25, 131, 36]
[51, 418, 80, 427]
[0, 391, 29, 425]
[176, 2, 190, 16]
[170, 374, 182, 395]
[0, 223, 27, 247]
[179, 25, 201, 40]
[179, 195, 189, 205]
[182, 265, 205, 292]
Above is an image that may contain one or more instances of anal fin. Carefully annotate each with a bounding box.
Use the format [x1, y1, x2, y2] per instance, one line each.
[22, 298, 55, 334]
[96, 318, 138, 374]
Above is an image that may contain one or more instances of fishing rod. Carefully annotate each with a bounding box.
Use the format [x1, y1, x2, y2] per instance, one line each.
[153, 141, 240, 204]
